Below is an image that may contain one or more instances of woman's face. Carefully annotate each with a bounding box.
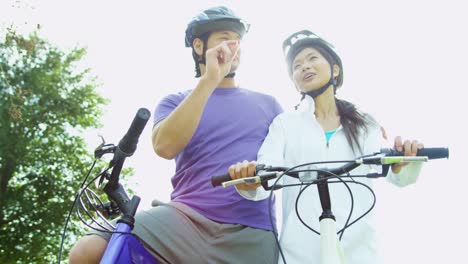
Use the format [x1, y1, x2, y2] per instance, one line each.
[291, 47, 334, 93]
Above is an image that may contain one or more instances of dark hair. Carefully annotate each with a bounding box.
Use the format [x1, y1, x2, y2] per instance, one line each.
[336, 98, 374, 154]
[191, 33, 210, 78]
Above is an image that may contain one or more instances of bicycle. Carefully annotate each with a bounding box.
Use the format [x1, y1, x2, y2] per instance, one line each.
[58, 108, 158, 264]
[211, 147, 449, 264]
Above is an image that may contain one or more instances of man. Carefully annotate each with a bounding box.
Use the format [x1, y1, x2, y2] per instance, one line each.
[69, 6, 282, 263]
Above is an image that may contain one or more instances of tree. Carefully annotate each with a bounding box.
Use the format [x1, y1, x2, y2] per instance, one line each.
[0, 27, 108, 263]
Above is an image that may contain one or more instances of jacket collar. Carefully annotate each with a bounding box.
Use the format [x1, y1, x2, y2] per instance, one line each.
[296, 94, 316, 113]
[298, 94, 344, 132]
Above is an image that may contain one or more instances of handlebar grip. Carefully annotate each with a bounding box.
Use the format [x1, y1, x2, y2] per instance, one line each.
[114, 108, 151, 161]
[380, 147, 449, 160]
[211, 173, 232, 187]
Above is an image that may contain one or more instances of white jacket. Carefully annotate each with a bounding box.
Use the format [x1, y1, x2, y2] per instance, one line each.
[238, 96, 422, 264]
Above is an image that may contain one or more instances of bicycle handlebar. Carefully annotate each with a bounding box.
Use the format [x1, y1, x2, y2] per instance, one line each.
[108, 108, 150, 184]
[112, 108, 151, 163]
[211, 147, 449, 187]
[211, 172, 237, 188]
[105, 108, 151, 217]
[380, 147, 449, 160]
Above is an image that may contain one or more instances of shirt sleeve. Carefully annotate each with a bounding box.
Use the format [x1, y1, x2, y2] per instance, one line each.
[257, 115, 287, 167]
[153, 91, 189, 127]
[271, 97, 284, 118]
[363, 122, 423, 187]
[236, 115, 287, 200]
[386, 162, 423, 187]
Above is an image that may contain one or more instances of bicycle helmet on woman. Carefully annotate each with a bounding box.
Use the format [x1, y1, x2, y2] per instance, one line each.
[282, 30, 343, 98]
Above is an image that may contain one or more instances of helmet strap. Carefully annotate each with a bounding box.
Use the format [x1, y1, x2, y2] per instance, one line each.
[294, 93, 306, 110]
[302, 65, 337, 99]
[225, 72, 236, 78]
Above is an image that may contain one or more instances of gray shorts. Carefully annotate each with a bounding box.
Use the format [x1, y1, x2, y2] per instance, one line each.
[88, 201, 278, 264]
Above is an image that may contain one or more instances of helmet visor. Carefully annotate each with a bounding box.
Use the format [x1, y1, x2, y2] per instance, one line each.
[192, 19, 249, 40]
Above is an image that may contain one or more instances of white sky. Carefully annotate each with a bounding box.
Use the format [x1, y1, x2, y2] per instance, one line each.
[2, 0, 467, 263]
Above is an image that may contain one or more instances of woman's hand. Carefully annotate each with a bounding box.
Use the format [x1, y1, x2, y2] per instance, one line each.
[391, 136, 424, 173]
[228, 160, 261, 191]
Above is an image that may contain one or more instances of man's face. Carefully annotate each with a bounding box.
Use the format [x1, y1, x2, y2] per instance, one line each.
[206, 30, 242, 72]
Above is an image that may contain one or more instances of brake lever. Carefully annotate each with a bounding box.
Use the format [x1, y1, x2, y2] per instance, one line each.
[94, 135, 116, 159]
[258, 165, 300, 190]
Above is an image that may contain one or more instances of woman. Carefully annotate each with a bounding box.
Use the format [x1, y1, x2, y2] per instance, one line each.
[230, 30, 424, 264]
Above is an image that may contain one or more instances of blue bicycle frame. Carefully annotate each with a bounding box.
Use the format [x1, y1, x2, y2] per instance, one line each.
[100, 222, 158, 264]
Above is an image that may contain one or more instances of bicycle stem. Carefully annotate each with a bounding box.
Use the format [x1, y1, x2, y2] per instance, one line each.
[317, 174, 335, 222]
[103, 158, 141, 229]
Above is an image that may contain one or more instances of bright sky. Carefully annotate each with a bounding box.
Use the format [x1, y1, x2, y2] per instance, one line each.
[1, 0, 467, 263]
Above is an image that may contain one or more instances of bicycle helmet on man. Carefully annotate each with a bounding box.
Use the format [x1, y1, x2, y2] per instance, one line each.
[185, 6, 250, 77]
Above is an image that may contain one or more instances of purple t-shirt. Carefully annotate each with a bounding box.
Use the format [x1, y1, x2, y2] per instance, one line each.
[153, 87, 282, 230]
